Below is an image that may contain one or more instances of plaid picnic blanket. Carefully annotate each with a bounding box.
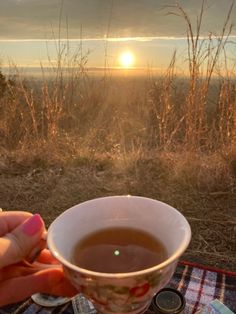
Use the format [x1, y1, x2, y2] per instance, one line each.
[1, 261, 235, 314]
[169, 261, 236, 313]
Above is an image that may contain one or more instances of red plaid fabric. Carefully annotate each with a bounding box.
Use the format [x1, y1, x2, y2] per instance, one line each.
[1, 261, 235, 313]
[169, 261, 236, 314]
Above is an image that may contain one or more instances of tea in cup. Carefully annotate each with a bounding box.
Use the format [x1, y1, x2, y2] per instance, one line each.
[47, 195, 191, 314]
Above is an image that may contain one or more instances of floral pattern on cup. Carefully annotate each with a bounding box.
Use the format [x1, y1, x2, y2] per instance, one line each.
[64, 261, 177, 313]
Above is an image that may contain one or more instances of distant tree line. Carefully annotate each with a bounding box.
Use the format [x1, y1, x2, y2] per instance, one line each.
[0, 70, 7, 98]
[0, 70, 16, 99]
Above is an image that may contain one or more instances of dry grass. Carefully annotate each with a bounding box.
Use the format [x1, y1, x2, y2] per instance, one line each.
[0, 0, 235, 270]
[1, 2, 236, 152]
[0, 145, 235, 269]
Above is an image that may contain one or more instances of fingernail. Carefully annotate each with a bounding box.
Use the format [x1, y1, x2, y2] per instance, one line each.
[22, 214, 44, 236]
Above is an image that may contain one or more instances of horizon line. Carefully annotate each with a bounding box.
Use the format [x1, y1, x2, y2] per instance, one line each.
[0, 35, 236, 43]
[1, 65, 155, 70]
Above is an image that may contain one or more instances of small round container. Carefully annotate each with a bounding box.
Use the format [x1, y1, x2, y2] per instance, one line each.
[150, 288, 186, 314]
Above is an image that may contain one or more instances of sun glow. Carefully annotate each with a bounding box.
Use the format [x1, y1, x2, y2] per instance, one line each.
[119, 51, 135, 68]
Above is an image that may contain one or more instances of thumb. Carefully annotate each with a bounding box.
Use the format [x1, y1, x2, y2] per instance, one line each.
[0, 214, 45, 268]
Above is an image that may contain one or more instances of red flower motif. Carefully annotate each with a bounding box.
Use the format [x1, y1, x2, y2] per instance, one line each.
[129, 282, 150, 297]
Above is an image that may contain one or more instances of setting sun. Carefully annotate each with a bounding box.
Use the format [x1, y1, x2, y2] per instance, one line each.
[119, 51, 135, 68]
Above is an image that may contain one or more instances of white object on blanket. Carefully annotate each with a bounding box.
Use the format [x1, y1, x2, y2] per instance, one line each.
[196, 299, 234, 314]
[31, 293, 71, 307]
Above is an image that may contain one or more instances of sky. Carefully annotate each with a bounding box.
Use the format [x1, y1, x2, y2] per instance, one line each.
[0, 0, 235, 72]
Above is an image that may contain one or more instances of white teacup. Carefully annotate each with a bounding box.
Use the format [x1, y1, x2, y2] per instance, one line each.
[47, 195, 191, 314]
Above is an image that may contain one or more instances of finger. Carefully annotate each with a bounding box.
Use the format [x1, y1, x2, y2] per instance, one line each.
[0, 268, 78, 307]
[0, 260, 59, 281]
[36, 249, 60, 265]
[0, 211, 32, 236]
[0, 214, 45, 268]
[0, 260, 59, 282]
[0, 264, 40, 281]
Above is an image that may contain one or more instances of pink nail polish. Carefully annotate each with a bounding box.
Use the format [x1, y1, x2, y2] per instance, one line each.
[22, 214, 44, 236]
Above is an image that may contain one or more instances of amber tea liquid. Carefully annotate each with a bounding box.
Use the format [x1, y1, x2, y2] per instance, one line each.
[71, 227, 167, 273]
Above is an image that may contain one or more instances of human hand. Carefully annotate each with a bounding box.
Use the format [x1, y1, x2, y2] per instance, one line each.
[0, 211, 77, 307]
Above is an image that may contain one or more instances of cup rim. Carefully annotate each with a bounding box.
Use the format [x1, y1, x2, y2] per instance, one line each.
[47, 195, 192, 278]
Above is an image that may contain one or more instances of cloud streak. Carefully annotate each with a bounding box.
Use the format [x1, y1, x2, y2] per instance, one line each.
[0, 0, 235, 40]
[0, 35, 236, 43]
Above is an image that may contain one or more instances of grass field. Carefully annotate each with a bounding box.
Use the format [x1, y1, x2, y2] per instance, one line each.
[0, 71, 235, 270]
[0, 2, 235, 270]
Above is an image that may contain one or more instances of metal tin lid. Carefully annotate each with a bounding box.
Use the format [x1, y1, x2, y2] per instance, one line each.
[151, 288, 186, 314]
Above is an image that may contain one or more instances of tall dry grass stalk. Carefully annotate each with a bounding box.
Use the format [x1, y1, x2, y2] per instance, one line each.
[217, 78, 236, 146]
[0, 0, 236, 155]
[148, 0, 236, 151]
[147, 51, 184, 149]
[175, 0, 234, 150]
[0, 65, 41, 148]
